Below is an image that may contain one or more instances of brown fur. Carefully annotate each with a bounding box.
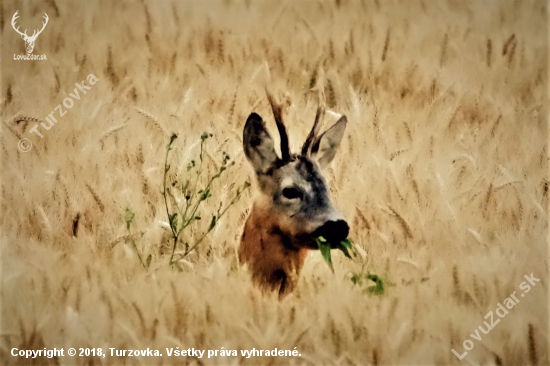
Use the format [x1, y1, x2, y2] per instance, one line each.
[239, 203, 308, 298]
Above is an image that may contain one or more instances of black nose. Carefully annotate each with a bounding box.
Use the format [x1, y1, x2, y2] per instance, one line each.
[313, 220, 350, 247]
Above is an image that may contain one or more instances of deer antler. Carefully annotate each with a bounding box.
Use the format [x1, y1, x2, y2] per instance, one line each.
[29, 13, 49, 39]
[302, 81, 327, 156]
[266, 89, 291, 161]
[301, 106, 325, 156]
[11, 11, 28, 38]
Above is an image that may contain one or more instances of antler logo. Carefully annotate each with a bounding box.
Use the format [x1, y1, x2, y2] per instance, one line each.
[12, 11, 49, 54]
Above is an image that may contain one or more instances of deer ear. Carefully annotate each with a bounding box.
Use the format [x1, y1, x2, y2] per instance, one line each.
[311, 115, 347, 169]
[243, 113, 279, 174]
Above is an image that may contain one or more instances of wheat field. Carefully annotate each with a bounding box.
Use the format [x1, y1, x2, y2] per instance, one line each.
[1, 0, 548, 365]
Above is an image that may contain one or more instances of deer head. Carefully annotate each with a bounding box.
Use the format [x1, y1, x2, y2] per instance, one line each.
[12, 11, 49, 54]
[239, 92, 349, 297]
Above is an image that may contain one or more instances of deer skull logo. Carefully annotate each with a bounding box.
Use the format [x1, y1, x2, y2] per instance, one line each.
[11, 11, 49, 54]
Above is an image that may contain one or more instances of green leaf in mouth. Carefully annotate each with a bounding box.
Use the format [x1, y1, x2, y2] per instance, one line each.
[316, 236, 334, 273]
[316, 236, 357, 272]
[337, 238, 354, 259]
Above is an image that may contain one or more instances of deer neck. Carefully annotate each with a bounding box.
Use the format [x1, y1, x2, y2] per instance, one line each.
[239, 202, 308, 297]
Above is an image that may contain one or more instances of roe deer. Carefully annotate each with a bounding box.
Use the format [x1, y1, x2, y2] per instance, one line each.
[239, 92, 349, 298]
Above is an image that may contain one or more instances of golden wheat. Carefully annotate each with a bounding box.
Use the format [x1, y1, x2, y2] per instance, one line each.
[1, 0, 547, 365]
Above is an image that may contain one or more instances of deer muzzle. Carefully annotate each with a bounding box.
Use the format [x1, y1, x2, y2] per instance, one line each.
[313, 219, 350, 247]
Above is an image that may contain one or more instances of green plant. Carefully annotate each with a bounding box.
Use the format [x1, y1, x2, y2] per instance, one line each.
[124, 207, 151, 269]
[350, 272, 386, 295]
[316, 236, 357, 272]
[316, 236, 386, 295]
[163, 133, 250, 268]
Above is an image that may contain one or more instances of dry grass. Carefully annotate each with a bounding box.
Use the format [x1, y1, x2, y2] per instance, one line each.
[1, 0, 548, 365]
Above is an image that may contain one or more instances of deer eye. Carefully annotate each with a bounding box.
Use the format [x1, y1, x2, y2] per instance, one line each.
[282, 187, 303, 200]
